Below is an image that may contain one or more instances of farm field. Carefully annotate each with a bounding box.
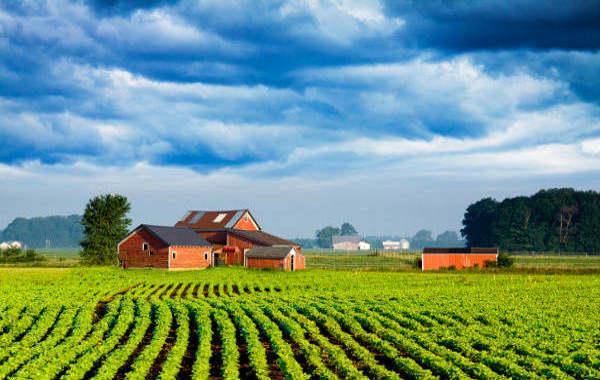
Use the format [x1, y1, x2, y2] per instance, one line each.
[0, 267, 599, 380]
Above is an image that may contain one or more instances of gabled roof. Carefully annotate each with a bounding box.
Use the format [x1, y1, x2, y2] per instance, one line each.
[228, 229, 298, 247]
[332, 235, 360, 244]
[246, 246, 295, 259]
[175, 209, 260, 230]
[423, 247, 497, 254]
[134, 225, 211, 247]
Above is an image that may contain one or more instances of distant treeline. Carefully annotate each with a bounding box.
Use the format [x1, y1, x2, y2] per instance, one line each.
[462, 188, 600, 253]
[1, 215, 83, 248]
[295, 224, 464, 249]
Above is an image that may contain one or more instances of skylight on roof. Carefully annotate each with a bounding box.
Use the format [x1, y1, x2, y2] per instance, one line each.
[213, 213, 227, 223]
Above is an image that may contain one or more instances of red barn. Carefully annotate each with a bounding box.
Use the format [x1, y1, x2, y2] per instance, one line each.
[175, 209, 304, 269]
[421, 247, 498, 270]
[118, 225, 212, 270]
[245, 246, 304, 271]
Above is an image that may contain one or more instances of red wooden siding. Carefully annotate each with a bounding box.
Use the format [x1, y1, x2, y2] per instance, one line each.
[232, 211, 259, 230]
[246, 257, 286, 270]
[118, 229, 169, 269]
[422, 253, 497, 270]
[198, 231, 227, 244]
[169, 245, 212, 269]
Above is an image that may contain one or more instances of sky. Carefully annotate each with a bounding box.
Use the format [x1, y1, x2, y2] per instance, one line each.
[1, 0, 599, 238]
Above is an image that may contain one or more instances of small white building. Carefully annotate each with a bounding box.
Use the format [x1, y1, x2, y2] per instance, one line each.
[358, 241, 371, 250]
[400, 239, 410, 250]
[333, 235, 370, 250]
[382, 240, 401, 250]
[0, 241, 22, 250]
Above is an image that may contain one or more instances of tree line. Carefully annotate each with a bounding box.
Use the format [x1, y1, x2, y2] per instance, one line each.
[461, 188, 600, 253]
[1, 215, 83, 248]
[297, 223, 465, 249]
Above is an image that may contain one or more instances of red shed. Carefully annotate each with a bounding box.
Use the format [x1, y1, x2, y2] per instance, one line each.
[118, 225, 212, 270]
[245, 246, 305, 271]
[421, 247, 498, 270]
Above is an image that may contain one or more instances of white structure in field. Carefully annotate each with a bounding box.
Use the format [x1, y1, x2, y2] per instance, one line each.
[0, 241, 22, 250]
[358, 241, 371, 250]
[333, 235, 371, 250]
[400, 239, 410, 250]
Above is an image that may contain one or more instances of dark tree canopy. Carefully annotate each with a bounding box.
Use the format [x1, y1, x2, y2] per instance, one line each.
[80, 194, 132, 265]
[340, 222, 358, 236]
[461, 188, 600, 253]
[315, 226, 340, 248]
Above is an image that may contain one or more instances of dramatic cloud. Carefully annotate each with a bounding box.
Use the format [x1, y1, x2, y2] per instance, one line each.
[0, 0, 598, 235]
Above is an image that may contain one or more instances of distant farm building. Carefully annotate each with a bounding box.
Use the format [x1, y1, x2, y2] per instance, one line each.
[332, 235, 370, 250]
[0, 241, 22, 250]
[383, 240, 400, 250]
[118, 209, 304, 271]
[421, 247, 498, 270]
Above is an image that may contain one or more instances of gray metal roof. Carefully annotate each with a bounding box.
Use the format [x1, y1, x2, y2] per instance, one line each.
[246, 246, 295, 259]
[332, 235, 360, 244]
[140, 225, 211, 247]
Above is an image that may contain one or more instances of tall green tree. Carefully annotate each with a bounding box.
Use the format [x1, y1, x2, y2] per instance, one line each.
[80, 194, 132, 265]
[315, 226, 340, 248]
[340, 222, 358, 236]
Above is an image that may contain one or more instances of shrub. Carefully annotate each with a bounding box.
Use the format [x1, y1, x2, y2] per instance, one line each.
[485, 252, 514, 268]
[414, 256, 422, 269]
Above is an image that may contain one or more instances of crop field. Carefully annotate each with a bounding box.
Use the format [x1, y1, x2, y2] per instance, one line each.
[0, 267, 599, 380]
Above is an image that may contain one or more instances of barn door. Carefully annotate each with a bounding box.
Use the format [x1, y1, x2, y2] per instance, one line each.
[291, 255, 295, 271]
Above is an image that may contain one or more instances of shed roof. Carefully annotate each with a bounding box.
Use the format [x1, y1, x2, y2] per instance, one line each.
[332, 235, 360, 244]
[228, 229, 298, 247]
[246, 246, 295, 259]
[137, 225, 211, 247]
[422, 247, 498, 254]
[175, 209, 260, 230]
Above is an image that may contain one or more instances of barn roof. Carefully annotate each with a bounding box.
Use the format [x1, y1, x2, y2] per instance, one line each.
[175, 209, 261, 230]
[246, 246, 295, 259]
[138, 225, 211, 247]
[332, 235, 360, 244]
[228, 229, 298, 247]
[422, 247, 498, 254]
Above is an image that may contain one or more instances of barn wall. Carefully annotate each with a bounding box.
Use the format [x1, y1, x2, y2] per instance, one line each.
[246, 257, 285, 270]
[197, 231, 227, 245]
[169, 245, 212, 269]
[232, 212, 259, 230]
[295, 255, 305, 270]
[118, 229, 169, 269]
[333, 241, 358, 250]
[422, 253, 497, 270]
[227, 233, 267, 250]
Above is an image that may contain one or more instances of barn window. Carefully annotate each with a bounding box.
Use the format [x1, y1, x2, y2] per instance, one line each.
[142, 242, 149, 250]
[244, 214, 248, 222]
[204, 252, 208, 260]
[148, 251, 154, 256]
[213, 213, 227, 223]
[172, 251, 177, 260]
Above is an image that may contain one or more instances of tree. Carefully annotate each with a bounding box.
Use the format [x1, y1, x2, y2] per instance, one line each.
[315, 226, 340, 248]
[461, 197, 498, 247]
[411, 229, 434, 249]
[340, 222, 357, 236]
[80, 194, 132, 265]
[435, 231, 463, 247]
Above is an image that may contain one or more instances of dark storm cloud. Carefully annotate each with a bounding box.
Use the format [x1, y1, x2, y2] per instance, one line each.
[383, 0, 600, 51]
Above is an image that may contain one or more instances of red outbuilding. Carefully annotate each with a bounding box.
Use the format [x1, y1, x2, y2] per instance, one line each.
[244, 246, 305, 271]
[118, 225, 212, 270]
[421, 247, 498, 270]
